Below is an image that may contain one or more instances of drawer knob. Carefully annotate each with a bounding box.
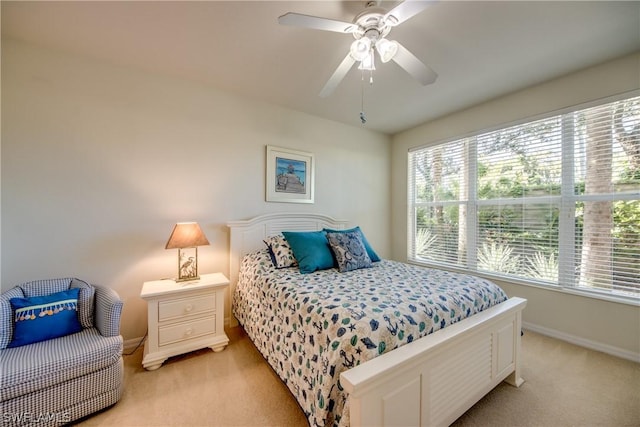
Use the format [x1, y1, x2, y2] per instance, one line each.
[185, 304, 193, 313]
[185, 328, 193, 336]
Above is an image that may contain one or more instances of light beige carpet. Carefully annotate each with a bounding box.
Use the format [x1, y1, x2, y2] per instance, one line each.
[77, 327, 639, 426]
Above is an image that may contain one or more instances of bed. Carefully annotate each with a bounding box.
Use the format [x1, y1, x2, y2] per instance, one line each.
[228, 213, 526, 427]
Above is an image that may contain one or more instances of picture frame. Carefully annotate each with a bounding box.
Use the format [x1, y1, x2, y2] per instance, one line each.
[266, 145, 314, 203]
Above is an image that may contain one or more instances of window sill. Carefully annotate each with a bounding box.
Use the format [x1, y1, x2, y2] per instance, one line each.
[407, 259, 640, 307]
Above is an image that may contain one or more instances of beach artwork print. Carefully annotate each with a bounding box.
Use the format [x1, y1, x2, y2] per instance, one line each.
[275, 157, 306, 194]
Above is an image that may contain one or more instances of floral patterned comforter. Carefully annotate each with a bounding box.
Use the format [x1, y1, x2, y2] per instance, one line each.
[233, 250, 508, 427]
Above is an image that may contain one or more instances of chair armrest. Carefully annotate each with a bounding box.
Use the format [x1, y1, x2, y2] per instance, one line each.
[94, 285, 124, 337]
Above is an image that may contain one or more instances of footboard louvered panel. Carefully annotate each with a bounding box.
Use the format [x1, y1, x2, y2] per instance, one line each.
[428, 334, 493, 426]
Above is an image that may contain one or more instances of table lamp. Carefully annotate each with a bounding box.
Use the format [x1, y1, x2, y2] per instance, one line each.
[165, 222, 210, 282]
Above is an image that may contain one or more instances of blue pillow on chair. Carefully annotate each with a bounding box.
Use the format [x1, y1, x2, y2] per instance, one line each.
[8, 288, 82, 348]
[282, 230, 335, 274]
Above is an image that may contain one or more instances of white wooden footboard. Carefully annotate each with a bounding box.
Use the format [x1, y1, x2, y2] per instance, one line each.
[341, 297, 527, 427]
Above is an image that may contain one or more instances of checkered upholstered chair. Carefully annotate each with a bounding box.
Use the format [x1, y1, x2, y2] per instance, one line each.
[0, 278, 124, 426]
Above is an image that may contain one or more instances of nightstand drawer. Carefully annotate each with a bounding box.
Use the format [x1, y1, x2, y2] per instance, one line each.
[158, 316, 216, 346]
[158, 293, 215, 321]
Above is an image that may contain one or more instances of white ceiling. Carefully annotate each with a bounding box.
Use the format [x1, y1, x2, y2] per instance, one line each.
[3, 1, 639, 134]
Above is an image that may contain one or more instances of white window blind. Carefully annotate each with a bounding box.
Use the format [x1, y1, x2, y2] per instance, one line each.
[475, 116, 562, 281]
[408, 138, 470, 267]
[570, 100, 640, 295]
[408, 95, 640, 299]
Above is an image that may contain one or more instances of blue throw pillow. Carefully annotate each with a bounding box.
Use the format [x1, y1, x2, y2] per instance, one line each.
[323, 226, 381, 262]
[326, 231, 373, 272]
[282, 230, 335, 274]
[8, 288, 82, 348]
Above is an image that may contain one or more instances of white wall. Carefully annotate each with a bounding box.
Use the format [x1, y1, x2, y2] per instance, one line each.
[1, 39, 391, 341]
[391, 53, 640, 359]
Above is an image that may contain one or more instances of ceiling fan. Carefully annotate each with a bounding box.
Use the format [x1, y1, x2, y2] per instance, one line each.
[278, 0, 438, 98]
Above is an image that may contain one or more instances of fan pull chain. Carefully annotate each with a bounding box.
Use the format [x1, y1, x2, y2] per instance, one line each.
[360, 67, 367, 124]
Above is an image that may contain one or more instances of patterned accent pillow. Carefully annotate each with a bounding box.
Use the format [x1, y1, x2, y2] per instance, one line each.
[323, 226, 381, 262]
[326, 231, 373, 273]
[8, 288, 83, 348]
[264, 234, 298, 269]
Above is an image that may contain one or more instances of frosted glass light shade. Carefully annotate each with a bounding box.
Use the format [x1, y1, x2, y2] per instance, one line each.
[350, 38, 372, 61]
[376, 39, 398, 63]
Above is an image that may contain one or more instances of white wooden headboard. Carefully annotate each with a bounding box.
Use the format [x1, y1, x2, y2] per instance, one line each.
[226, 212, 348, 324]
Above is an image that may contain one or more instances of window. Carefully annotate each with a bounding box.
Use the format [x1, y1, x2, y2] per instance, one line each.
[408, 95, 640, 300]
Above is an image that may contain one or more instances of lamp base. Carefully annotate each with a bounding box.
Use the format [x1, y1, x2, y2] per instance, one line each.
[176, 247, 199, 283]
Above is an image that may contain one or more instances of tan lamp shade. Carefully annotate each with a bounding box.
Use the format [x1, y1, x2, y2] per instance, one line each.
[165, 222, 210, 249]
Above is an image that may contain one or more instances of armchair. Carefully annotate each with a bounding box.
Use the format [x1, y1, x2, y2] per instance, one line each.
[0, 278, 124, 426]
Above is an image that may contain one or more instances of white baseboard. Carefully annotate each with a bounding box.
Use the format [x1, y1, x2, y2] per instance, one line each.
[523, 321, 640, 363]
[124, 320, 638, 362]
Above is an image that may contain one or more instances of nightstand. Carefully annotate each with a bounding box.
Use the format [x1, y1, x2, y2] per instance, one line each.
[140, 272, 230, 370]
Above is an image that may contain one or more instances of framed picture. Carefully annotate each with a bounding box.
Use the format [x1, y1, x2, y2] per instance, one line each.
[266, 145, 314, 203]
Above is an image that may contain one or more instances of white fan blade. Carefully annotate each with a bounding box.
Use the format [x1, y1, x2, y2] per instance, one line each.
[319, 54, 356, 97]
[391, 42, 438, 85]
[278, 12, 356, 33]
[384, 0, 434, 27]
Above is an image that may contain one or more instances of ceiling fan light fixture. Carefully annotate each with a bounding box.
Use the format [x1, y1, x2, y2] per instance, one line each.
[376, 39, 398, 63]
[278, 0, 437, 99]
[350, 38, 372, 61]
